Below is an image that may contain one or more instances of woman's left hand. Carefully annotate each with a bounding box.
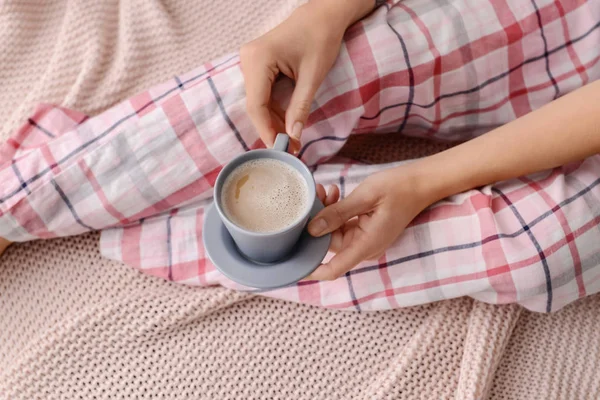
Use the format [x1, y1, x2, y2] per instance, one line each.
[309, 165, 434, 281]
[240, 1, 370, 148]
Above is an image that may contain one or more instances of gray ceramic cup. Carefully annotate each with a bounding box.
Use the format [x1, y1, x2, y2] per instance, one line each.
[213, 134, 317, 264]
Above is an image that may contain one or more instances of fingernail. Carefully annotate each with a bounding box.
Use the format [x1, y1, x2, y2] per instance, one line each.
[290, 121, 303, 140]
[309, 218, 328, 236]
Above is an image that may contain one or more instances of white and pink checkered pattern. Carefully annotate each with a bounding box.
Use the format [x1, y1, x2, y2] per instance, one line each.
[1, 0, 600, 312]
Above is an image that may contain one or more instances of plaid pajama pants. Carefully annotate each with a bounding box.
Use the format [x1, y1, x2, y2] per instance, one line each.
[1, 0, 599, 312]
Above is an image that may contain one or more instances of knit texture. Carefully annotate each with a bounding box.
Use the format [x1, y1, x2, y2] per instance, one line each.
[0, 1, 599, 399]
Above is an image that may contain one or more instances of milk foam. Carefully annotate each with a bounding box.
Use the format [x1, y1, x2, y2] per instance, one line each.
[221, 159, 310, 233]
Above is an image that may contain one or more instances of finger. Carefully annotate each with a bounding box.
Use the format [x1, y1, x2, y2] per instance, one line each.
[325, 185, 340, 206]
[241, 48, 278, 147]
[252, 110, 276, 147]
[310, 237, 376, 281]
[308, 189, 371, 237]
[304, 264, 329, 282]
[309, 210, 388, 281]
[328, 218, 359, 254]
[328, 229, 344, 253]
[316, 184, 326, 203]
[285, 61, 323, 141]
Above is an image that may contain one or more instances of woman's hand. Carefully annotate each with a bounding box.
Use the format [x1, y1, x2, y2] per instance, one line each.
[308, 165, 435, 281]
[240, 0, 373, 148]
[307, 79, 600, 281]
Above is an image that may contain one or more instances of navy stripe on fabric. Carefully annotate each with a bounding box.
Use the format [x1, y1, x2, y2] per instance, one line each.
[50, 179, 95, 231]
[11, 161, 31, 195]
[493, 187, 553, 312]
[174, 75, 184, 90]
[28, 118, 55, 138]
[531, 0, 560, 100]
[360, 21, 600, 120]
[298, 135, 349, 159]
[1, 55, 238, 204]
[206, 76, 250, 152]
[386, 13, 415, 134]
[345, 274, 361, 311]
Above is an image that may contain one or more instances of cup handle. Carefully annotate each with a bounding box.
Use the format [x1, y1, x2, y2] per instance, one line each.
[272, 133, 289, 152]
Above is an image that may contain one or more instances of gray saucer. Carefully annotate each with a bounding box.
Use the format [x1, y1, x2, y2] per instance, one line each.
[203, 200, 331, 289]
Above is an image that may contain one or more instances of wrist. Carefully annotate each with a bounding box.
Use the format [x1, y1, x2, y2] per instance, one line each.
[402, 152, 478, 207]
[384, 162, 447, 213]
[305, 0, 374, 30]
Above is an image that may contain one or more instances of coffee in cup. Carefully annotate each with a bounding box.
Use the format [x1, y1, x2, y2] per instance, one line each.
[221, 158, 310, 233]
[213, 134, 317, 263]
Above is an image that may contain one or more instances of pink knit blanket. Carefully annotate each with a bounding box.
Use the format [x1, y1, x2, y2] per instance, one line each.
[2, 1, 600, 313]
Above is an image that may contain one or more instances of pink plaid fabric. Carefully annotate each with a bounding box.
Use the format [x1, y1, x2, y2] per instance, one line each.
[1, 0, 600, 313]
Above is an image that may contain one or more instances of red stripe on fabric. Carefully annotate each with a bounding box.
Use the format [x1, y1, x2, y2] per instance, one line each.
[121, 223, 143, 269]
[376, 253, 400, 308]
[78, 158, 130, 225]
[130, 91, 157, 117]
[203, 61, 216, 79]
[490, 0, 533, 118]
[250, 138, 266, 151]
[298, 279, 322, 304]
[341, 164, 352, 179]
[554, 0, 589, 86]
[398, 3, 443, 136]
[346, 23, 382, 128]
[0, 119, 37, 163]
[172, 261, 207, 282]
[521, 176, 585, 298]
[163, 94, 222, 178]
[55, 106, 88, 126]
[139, 266, 170, 280]
[9, 196, 56, 239]
[469, 193, 517, 303]
[204, 168, 221, 188]
[0, 138, 22, 164]
[40, 143, 63, 181]
[29, 104, 56, 126]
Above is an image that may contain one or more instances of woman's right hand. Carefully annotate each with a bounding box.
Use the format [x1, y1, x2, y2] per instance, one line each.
[240, 0, 373, 148]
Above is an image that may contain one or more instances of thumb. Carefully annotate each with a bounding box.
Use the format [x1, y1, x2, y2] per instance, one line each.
[308, 190, 369, 237]
[285, 61, 322, 141]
